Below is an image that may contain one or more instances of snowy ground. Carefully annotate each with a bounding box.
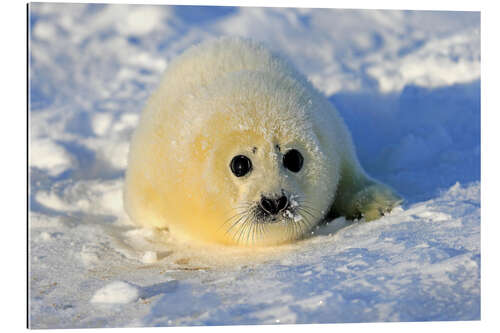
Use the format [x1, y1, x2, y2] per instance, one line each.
[28, 3, 480, 328]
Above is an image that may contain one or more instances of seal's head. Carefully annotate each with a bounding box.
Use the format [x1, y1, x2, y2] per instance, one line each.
[178, 71, 340, 245]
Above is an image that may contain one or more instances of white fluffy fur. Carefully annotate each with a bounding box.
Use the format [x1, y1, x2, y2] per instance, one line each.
[124, 37, 401, 246]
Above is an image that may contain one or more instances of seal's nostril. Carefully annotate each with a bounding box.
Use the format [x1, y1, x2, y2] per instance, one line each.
[260, 195, 289, 215]
[260, 197, 277, 215]
[276, 195, 288, 212]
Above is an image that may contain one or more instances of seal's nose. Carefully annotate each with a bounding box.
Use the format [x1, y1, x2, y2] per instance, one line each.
[260, 195, 289, 215]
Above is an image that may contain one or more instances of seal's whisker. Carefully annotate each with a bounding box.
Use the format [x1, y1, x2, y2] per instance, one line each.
[235, 215, 252, 244]
[292, 215, 301, 239]
[297, 201, 321, 213]
[258, 221, 265, 243]
[300, 211, 317, 223]
[222, 202, 252, 216]
[222, 197, 326, 244]
[230, 217, 244, 243]
[296, 200, 322, 219]
[304, 213, 315, 230]
[241, 219, 253, 244]
[245, 217, 254, 244]
[298, 207, 317, 222]
[295, 198, 314, 205]
[294, 218, 304, 239]
[301, 218, 311, 239]
[300, 204, 322, 218]
[287, 218, 294, 239]
[296, 198, 324, 215]
[296, 208, 314, 236]
[293, 218, 303, 240]
[247, 217, 257, 244]
[218, 210, 248, 232]
[238, 215, 252, 241]
[302, 215, 317, 235]
[252, 221, 259, 244]
[236, 201, 254, 209]
[252, 219, 259, 244]
[225, 211, 250, 235]
[222, 211, 247, 230]
[296, 214, 311, 240]
[250, 222, 255, 245]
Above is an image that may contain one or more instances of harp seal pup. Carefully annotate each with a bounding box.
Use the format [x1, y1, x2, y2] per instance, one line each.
[124, 37, 402, 246]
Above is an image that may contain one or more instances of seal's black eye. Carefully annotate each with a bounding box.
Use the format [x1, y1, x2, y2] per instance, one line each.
[283, 149, 304, 173]
[230, 155, 252, 177]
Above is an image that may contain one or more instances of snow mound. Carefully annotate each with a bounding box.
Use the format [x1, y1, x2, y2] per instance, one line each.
[91, 281, 139, 304]
[30, 138, 73, 177]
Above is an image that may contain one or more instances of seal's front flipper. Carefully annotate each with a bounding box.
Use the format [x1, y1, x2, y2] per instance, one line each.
[349, 182, 403, 221]
[333, 175, 403, 221]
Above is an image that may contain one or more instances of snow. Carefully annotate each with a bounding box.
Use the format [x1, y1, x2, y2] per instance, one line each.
[28, 3, 480, 329]
[91, 281, 140, 304]
[29, 138, 73, 177]
[142, 251, 159, 264]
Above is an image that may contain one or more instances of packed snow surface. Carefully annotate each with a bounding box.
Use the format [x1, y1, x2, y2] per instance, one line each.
[28, 3, 480, 328]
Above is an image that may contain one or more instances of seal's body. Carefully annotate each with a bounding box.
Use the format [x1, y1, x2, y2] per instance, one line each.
[124, 37, 401, 246]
